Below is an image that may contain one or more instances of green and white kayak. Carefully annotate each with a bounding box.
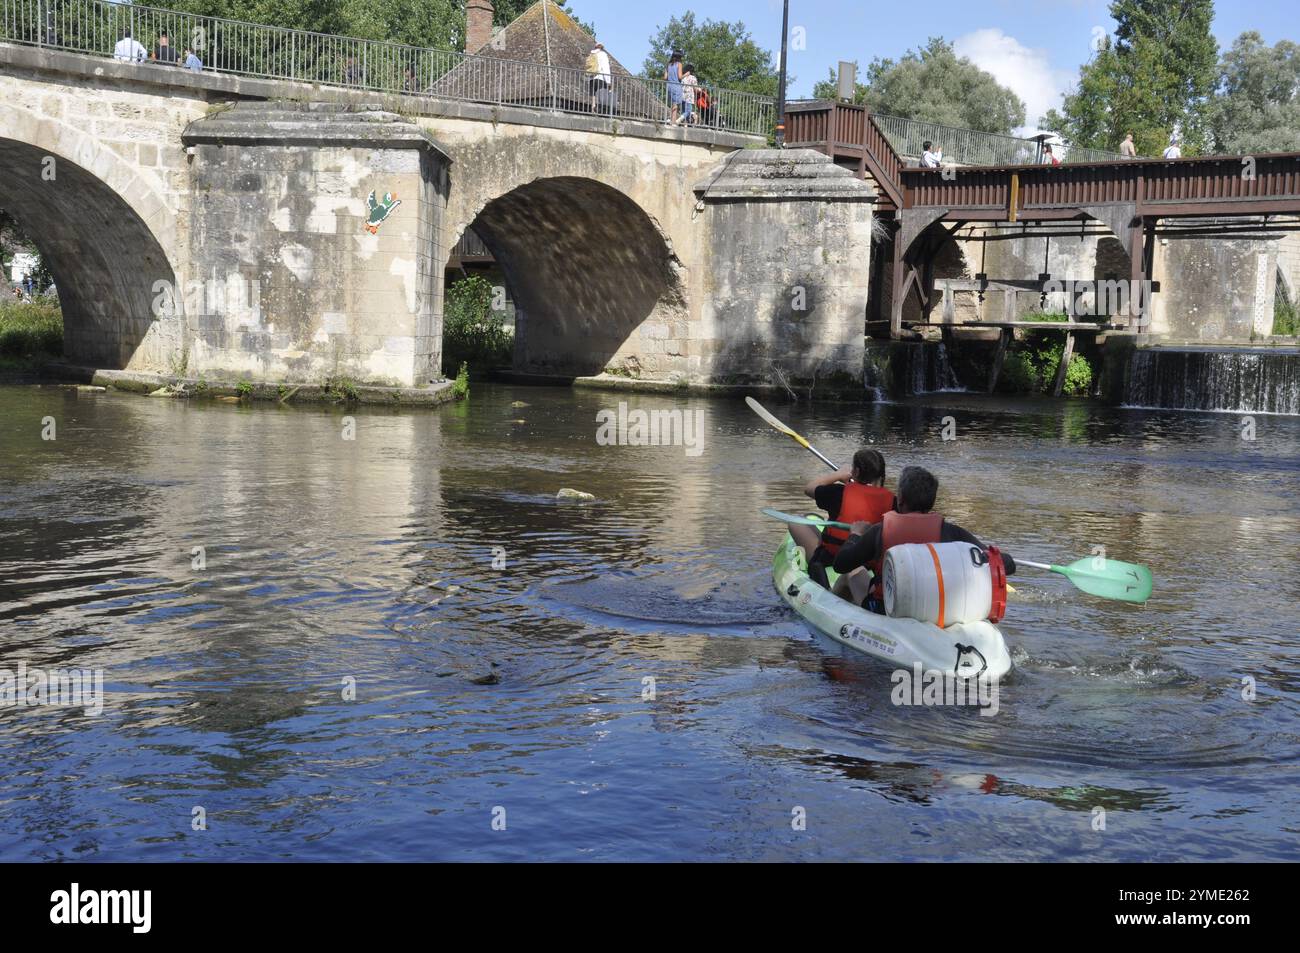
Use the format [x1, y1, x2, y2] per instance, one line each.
[772, 534, 1013, 680]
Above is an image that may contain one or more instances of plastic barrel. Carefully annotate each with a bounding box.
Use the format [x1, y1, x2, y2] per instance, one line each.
[883, 542, 994, 627]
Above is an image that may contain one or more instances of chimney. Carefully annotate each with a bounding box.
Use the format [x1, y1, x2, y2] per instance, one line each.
[466, 0, 494, 54]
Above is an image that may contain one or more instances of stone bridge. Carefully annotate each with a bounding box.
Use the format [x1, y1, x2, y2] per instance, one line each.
[0, 44, 877, 389]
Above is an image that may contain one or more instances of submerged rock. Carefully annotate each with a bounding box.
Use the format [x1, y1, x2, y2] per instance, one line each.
[148, 386, 181, 398]
[510, 401, 530, 408]
[557, 488, 595, 501]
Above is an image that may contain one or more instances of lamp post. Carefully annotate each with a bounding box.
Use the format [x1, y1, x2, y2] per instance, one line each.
[775, 0, 789, 147]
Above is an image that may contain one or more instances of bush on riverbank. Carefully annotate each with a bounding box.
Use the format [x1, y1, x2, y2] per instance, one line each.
[1274, 293, 1298, 337]
[0, 297, 62, 362]
[441, 275, 512, 377]
[995, 313, 1095, 397]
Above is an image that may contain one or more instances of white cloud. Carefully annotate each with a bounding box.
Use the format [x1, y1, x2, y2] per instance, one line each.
[953, 28, 1078, 136]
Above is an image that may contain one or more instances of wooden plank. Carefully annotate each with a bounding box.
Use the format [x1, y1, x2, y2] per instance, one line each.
[987, 328, 1012, 393]
[1051, 330, 1076, 396]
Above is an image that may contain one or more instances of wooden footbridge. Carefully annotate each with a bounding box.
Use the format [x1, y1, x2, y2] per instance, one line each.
[786, 100, 1300, 340]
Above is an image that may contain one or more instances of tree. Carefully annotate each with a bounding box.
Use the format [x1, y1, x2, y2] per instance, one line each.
[641, 12, 782, 96]
[812, 38, 1024, 135]
[0, 209, 18, 281]
[1208, 32, 1300, 154]
[1043, 0, 1218, 155]
[161, 1, 591, 53]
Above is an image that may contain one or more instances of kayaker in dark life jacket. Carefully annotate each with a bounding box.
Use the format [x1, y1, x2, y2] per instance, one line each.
[789, 449, 895, 591]
[832, 465, 1017, 610]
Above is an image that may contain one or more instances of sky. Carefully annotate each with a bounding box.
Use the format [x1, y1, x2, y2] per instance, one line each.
[569, 0, 1296, 134]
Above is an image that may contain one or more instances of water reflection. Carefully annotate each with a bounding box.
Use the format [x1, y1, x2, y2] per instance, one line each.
[1, 383, 1298, 860]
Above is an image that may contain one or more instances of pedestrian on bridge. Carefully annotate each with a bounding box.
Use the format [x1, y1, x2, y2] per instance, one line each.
[665, 51, 684, 124]
[183, 49, 203, 72]
[1163, 139, 1182, 160]
[681, 64, 699, 124]
[586, 42, 613, 114]
[1120, 132, 1137, 157]
[921, 141, 943, 168]
[154, 32, 180, 66]
[113, 30, 146, 63]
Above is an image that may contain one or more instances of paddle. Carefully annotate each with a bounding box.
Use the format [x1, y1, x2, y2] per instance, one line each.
[1016, 557, 1153, 604]
[761, 507, 851, 531]
[745, 397, 839, 471]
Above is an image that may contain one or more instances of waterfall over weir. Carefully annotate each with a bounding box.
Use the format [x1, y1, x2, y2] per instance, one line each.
[1124, 347, 1300, 416]
[864, 342, 963, 400]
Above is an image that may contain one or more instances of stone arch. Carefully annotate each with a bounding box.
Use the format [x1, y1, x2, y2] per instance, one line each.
[0, 102, 182, 370]
[450, 175, 688, 378]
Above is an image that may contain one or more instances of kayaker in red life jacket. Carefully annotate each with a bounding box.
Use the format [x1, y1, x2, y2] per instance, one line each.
[832, 465, 1017, 610]
[789, 449, 895, 592]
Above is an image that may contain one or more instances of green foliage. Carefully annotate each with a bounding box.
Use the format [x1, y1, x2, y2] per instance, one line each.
[0, 298, 62, 358]
[236, 379, 254, 397]
[452, 361, 470, 399]
[323, 376, 360, 402]
[442, 274, 512, 376]
[1274, 293, 1299, 337]
[997, 330, 1094, 396]
[1208, 32, 1300, 154]
[811, 38, 1024, 135]
[1043, 0, 1218, 154]
[641, 12, 782, 96]
[160, 1, 591, 54]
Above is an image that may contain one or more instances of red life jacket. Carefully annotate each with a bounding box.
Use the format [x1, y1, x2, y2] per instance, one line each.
[868, 511, 944, 596]
[820, 483, 895, 556]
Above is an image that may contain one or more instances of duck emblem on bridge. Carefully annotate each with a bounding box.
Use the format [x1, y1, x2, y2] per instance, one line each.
[364, 190, 402, 234]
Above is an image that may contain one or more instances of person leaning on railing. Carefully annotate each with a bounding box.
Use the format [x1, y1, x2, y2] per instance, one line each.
[152, 32, 180, 66]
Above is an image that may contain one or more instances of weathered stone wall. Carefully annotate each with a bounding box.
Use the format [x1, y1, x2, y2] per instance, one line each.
[695, 150, 876, 383]
[181, 103, 449, 386]
[1149, 227, 1278, 340]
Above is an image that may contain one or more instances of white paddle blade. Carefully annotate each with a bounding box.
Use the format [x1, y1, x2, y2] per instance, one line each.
[745, 396, 795, 436]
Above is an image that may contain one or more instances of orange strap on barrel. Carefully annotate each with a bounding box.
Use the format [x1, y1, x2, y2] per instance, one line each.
[924, 543, 946, 628]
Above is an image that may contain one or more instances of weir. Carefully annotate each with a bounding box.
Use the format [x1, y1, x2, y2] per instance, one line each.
[864, 341, 963, 399]
[1123, 347, 1300, 416]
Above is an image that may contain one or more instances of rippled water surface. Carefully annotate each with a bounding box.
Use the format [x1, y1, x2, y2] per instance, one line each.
[1, 383, 1298, 861]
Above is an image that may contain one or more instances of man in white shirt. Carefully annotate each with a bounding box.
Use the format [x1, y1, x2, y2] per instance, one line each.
[921, 140, 942, 168]
[1163, 139, 1182, 159]
[586, 42, 614, 114]
[113, 30, 146, 63]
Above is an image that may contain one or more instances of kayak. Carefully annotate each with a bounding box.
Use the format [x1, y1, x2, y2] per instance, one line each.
[772, 534, 1013, 680]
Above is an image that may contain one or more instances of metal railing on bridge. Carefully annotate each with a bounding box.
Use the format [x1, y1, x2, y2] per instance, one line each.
[787, 99, 1125, 167]
[870, 113, 1125, 166]
[0, 0, 775, 137]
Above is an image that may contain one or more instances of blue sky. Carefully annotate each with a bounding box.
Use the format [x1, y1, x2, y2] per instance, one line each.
[570, 0, 1295, 133]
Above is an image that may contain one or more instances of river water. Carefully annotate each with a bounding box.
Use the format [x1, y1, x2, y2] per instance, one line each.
[1, 382, 1297, 861]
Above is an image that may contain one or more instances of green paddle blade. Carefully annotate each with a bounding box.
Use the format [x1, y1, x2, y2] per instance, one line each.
[761, 507, 851, 530]
[1052, 558, 1153, 604]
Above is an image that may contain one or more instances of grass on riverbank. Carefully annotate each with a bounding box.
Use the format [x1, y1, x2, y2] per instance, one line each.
[0, 298, 62, 365]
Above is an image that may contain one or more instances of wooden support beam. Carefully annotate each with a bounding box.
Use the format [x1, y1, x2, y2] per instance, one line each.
[988, 327, 1012, 393]
[889, 232, 907, 339]
[1051, 330, 1076, 397]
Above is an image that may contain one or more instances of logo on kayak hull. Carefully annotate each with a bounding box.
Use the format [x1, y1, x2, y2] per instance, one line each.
[839, 623, 897, 655]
